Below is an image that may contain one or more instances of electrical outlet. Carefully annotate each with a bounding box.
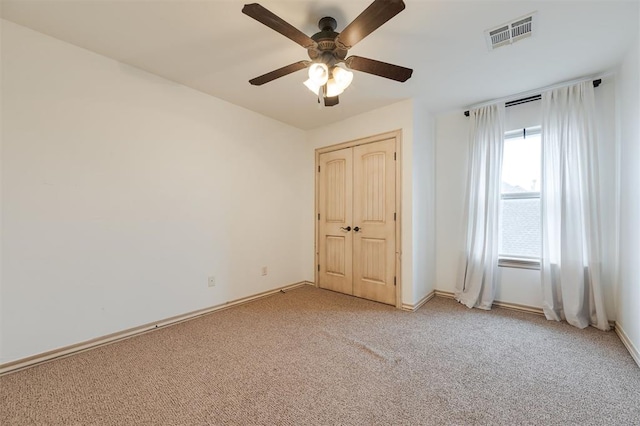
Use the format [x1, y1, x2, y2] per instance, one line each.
[261, 266, 268, 276]
[208, 276, 216, 287]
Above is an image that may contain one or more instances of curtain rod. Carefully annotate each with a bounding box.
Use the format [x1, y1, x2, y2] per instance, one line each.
[463, 78, 602, 117]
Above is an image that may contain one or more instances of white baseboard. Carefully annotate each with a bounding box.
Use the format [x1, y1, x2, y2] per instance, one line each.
[0, 281, 313, 376]
[434, 290, 455, 299]
[492, 300, 544, 316]
[615, 322, 640, 368]
[402, 291, 435, 312]
[433, 289, 544, 315]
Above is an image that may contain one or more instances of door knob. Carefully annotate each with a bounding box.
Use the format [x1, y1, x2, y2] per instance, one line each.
[340, 226, 352, 232]
[353, 226, 361, 232]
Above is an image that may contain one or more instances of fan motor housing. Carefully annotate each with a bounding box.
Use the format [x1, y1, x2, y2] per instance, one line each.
[308, 16, 347, 62]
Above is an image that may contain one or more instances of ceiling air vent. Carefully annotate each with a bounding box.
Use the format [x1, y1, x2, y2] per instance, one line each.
[485, 12, 537, 51]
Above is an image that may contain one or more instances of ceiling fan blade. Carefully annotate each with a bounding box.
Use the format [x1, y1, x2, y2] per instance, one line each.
[242, 3, 317, 49]
[324, 96, 339, 107]
[249, 61, 310, 86]
[335, 0, 405, 50]
[345, 56, 412, 82]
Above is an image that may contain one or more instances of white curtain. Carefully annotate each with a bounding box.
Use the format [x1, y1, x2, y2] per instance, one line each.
[456, 103, 505, 310]
[541, 81, 609, 331]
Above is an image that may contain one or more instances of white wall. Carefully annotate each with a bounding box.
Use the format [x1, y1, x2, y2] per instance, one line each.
[435, 82, 618, 316]
[411, 102, 436, 303]
[594, 78, 619, 320]
[0, 20, 309, 363]
[305, 99, 435, 307]
[617, 29, 640, 360]
[434, 112, 468, 295]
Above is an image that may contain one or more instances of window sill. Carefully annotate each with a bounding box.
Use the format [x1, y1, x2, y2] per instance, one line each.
[498, 257, 540, 270]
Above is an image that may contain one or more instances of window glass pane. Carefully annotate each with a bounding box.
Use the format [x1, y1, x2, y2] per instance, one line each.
[502, 133, 541, 194]
[500, 128, 541, 260]
[499, 198, 541, 258]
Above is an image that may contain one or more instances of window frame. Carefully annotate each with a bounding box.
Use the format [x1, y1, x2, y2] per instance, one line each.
[498, 125, 541, 270]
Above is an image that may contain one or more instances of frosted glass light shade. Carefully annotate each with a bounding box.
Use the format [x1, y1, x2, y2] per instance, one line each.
[308, 63, 329, 86]
[303, 79, 321, 95]
[325, 79, 345, 97]
[332, 66, 353, 90]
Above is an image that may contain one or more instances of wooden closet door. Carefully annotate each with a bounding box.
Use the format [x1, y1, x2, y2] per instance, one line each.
[318, 148, 353, 295]
[352, 139, 396, 305]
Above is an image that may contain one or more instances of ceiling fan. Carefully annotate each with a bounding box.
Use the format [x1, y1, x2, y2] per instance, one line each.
[242, 0, 413, 107]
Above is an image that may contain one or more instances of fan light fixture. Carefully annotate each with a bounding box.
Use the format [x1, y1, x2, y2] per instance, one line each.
[304, 64, 354, 98]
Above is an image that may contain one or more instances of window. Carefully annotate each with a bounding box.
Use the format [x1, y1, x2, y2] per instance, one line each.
[499, 126, 541, 267]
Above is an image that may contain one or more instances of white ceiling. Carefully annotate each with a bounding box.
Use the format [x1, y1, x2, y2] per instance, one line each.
[1, 0, 638, 130]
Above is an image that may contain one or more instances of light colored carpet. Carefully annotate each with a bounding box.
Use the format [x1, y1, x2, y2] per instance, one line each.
[1, 285, 639, 425]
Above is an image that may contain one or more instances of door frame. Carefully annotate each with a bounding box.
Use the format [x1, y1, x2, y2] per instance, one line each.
[314, 130, 403, 309]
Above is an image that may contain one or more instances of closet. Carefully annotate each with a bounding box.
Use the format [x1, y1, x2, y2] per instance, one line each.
[316, 132, 399, 306]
